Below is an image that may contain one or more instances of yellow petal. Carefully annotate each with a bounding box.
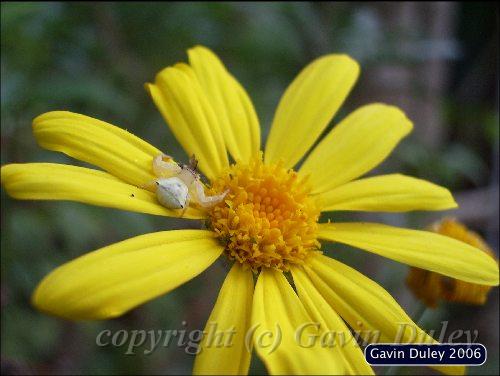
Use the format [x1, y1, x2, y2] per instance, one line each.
[1, 163, 204, 219]
[319, 222, 499, 286]
[300, 104, 413, 194]
[33, 111, 161, 187]
[265, 54, 359, 169]
[188, 46, 260, 162]
[307, 255, 465, 375]
[319, 174, 457, 212]
[291, 266, 374, 375]
[32, 230, 222, 320]
[146, 64, 229, 181]
[193, 263, 254, 375]
[252, 269, 346, 374]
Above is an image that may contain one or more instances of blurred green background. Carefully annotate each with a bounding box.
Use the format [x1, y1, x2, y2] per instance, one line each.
[1, 2, 498, 375]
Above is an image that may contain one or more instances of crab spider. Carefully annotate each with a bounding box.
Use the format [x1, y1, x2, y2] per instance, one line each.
[146, 154, 228, 214]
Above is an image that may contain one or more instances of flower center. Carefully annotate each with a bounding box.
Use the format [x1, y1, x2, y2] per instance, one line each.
[207, 154, 321, 271]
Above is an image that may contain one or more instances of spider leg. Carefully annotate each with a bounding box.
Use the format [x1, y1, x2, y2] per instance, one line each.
[153, 153, 182, 178]
[192, 179, 229, 208]
[140, 178, 159, 191]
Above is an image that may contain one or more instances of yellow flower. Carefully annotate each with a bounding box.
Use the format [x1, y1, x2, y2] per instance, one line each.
[1, 46, 498, 375]
[407, 218, 498, 308]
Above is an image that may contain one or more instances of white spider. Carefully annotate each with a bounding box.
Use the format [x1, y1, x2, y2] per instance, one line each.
[145, 154, 228, 214]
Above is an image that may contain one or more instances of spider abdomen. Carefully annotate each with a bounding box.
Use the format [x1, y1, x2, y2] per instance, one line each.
[156, 177, 189, 209]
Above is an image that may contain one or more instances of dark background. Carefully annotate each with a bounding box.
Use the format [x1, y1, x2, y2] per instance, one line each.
[1, 2, 498, 375]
